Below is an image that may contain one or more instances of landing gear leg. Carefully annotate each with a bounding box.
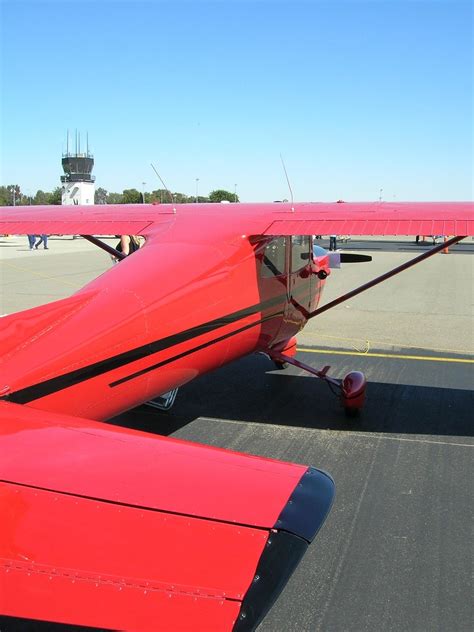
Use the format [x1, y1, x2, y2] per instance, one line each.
[267, 337, 296, 371]
[267, 350, 367, 416]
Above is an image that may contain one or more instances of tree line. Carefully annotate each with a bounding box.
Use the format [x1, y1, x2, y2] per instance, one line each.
[0, 185, 239, 206]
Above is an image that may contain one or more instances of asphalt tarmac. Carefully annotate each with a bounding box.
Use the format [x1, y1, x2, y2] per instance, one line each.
[1, 235, 473, 631]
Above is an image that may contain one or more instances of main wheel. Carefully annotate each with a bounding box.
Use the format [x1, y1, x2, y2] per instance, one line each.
[341, 371, 366, 416]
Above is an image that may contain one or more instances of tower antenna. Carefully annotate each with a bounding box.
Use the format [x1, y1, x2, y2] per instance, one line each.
[280, 154, 295, 211]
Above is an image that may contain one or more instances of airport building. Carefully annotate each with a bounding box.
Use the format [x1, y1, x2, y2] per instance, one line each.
[61, 132, 95, 205]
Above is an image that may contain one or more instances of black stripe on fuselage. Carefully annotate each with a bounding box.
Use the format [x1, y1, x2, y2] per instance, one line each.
[110, 311, 283, 387]
[4, 294, 287, 404]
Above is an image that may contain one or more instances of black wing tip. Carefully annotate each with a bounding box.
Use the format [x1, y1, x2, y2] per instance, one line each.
[275, 466, 335, 542]
[233, 467, 335, 631]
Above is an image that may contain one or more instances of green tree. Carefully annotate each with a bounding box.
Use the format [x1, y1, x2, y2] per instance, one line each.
[172, 192, 190, 204]
[48, 187, 62, 205]
[107, 192, 124, 204]
[122, 188, 142, 204]
[0, 186, 10, 205]
[19, 193, 34, 205]
[95, 187, 108, 204]
[150, 189, 166, 203]
[209, 189, 237, 203]
[33, 190, 50, 205]
[5, 184, 21, 205]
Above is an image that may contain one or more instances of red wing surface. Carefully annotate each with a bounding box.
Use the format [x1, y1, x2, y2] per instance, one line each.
[0, 201, 472, 239]
[259, 201, 473, 237]
[0, 401, 334, 631]
[0, 203, 173, 237]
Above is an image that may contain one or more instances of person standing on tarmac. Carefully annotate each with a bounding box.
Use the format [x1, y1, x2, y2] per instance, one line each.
[118, 235, 143, 256]
[35, 234, 49, 250]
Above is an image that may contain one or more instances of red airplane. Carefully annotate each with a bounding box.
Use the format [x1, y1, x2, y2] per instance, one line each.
[0, 201, 472, 631]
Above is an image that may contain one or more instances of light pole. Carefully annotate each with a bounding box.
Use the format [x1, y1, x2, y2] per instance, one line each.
[234, 183, 237, 203]
[195, 178, 199, 203]
[142, 182, 146, 204]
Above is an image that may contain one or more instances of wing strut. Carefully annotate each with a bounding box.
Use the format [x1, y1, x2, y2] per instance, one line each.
[310, 235, 466, 318]
[81, 234, 126, 260]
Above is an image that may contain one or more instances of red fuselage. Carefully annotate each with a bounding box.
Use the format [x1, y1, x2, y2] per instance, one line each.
[2, 217, 328, 420]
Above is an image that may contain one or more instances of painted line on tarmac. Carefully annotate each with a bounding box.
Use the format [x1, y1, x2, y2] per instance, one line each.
[350, 433, 474, 449]
[297, 347, 474, 364]
[299, 332, 471, 356]
[0, 260, 88, 288]
[199, 417, 474, 448]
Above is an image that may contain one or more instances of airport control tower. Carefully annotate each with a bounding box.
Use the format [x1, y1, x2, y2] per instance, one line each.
[61, 131, 95, 205]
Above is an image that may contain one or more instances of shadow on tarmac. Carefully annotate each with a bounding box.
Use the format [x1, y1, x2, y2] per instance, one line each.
[111, 352, 473, 439]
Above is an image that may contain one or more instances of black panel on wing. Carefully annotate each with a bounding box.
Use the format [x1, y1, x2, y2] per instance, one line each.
[233, 467, 335, 631]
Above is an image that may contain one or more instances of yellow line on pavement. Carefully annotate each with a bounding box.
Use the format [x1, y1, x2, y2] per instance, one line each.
[299, 332, 471, 356]
[298, 347, 474, 364]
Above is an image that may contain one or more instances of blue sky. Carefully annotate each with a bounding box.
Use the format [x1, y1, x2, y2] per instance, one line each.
[1, 0, 472, 201]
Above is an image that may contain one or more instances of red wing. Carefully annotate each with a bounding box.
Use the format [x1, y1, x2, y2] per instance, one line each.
[0, 203, 174, 236]
[0, 201, 472, 238]
[259, 201, 473, 236]
[0, 401, 334, 631]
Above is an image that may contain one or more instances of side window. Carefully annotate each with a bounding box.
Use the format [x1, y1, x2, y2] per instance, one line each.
[261, 237, 286, 277]
[291, 236, 311, 272]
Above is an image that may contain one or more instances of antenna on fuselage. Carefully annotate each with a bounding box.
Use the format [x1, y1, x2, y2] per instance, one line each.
[280, 154, 295, 211]
[150, 163, 174, 205]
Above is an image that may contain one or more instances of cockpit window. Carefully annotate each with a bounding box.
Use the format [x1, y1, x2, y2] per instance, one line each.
[261, 237, 286, 277]
[291, 236, 311, 272]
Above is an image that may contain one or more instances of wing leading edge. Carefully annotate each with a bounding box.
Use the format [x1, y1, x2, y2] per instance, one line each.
[0, 401, 334, 631]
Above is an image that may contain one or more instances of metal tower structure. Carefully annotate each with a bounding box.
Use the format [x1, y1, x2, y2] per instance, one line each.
[61, 131, 96, 205]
